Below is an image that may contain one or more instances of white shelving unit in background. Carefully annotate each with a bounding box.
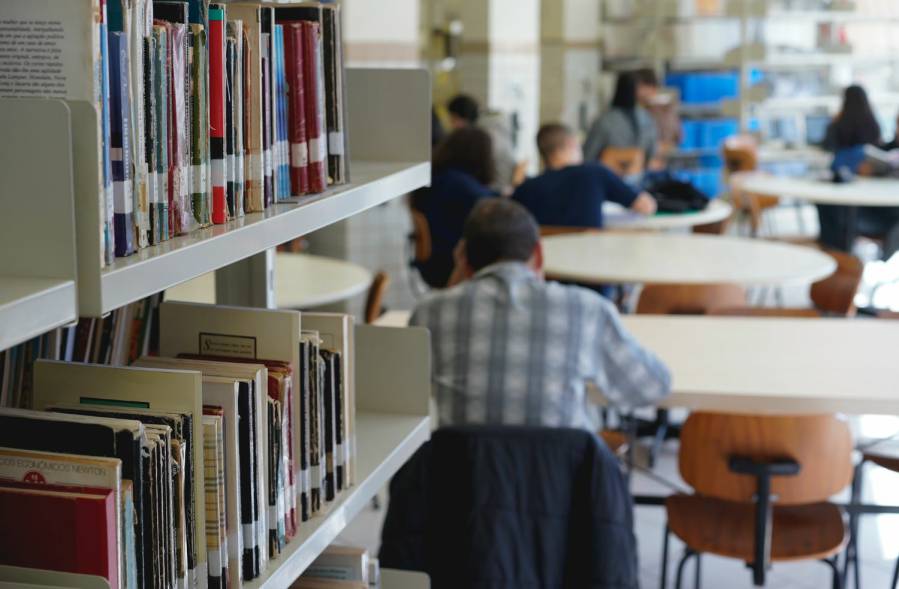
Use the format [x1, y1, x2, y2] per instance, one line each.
[76, 68, 431, 316]
[0, 99, 78, 351]
[247, 325, 432, 589]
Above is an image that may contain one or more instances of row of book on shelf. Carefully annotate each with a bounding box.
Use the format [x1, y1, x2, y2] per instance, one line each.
[1, 0, 349, 266]
[0, 300, 357, 589]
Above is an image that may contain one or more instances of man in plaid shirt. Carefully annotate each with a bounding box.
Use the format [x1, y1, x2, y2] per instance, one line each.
[410, 199, 671, 431]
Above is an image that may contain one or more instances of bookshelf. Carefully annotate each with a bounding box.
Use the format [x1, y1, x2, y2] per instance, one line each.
[0, 99, 78, 351]
[79, 68, 431, 316]
[248, 325, 432, 589]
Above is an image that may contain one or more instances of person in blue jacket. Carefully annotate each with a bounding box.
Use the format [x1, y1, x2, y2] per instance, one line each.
[513, 123, 657, 229]
[411, 127, 497, 287]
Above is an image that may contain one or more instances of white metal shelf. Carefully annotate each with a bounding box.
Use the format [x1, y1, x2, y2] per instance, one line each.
[88, 160, 429, 315]
[0, 279, 77, 352]
[0, 99, 78, 351]
[247, 412, 430, 589]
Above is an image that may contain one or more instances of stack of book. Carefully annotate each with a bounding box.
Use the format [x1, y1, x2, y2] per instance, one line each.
[0, 0, 349, 266]
[0, 294, 163, 409]
[0, 301, 357, 589]
[293, 544, 378, 588]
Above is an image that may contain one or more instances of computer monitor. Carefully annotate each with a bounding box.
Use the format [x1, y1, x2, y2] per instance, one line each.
[805, 114, 831, 146]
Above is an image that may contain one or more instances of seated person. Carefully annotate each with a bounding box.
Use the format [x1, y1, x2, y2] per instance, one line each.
[447, 93, 517, 195]
[410, 127, 497, 288]
[410, 199, 671, 430]
[512, 123, 657, 228]
[820, 85, 899, 258]
[583, 71, 658, 165]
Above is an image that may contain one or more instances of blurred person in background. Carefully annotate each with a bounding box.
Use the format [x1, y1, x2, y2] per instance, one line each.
[447, 93, 518, 195]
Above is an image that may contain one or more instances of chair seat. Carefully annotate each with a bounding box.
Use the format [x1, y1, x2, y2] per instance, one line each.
[667, 494, 847, 563]
[599, 430, 629, 456]
[864, 440, 899, 473]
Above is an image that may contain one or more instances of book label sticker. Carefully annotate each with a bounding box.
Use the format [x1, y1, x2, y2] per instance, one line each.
[199, 332, 257, 359]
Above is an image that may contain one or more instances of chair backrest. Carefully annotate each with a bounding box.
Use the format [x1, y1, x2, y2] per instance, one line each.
[810, 250, 863, 316]
[708, 307, 821, 318]
[600, 146, 646, 177]
[722, 135, 759, 174]
[409, 210, 432, 263]
[364, 271, 391, 324]
[692, 215, 732, 235]
[679, 412, 853, 505]
[636, 283, 747, 315]
[538, 225, 600, 237]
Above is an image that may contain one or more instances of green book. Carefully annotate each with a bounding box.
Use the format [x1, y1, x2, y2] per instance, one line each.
[190, 24, 212, 227]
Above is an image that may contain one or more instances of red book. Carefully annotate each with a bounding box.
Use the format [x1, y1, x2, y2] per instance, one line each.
[284, 23, 309, 196]
[302, 21, 327, 193]
[209, 5, 228, 224]
[0, 484, 118, 589]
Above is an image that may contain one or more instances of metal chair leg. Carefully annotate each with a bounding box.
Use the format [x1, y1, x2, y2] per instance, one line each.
[822, 557, 843, 589]
[660, 525, 670, 589]
[891, 554, 899, 589]
[674, 550, 695, 589]
[842, 462, 863, 589]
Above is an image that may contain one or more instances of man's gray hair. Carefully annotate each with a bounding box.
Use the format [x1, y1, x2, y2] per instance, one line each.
[463, 199, 540, 271]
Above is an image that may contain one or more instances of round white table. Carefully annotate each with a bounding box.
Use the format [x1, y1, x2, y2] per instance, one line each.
[603, 199, 733, 230]
[164, 253, 373, 308]
[542, 232, 837, 286]
[733, 172, 899, 207]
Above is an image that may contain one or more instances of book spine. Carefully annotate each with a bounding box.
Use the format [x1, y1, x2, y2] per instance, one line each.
[261, 32, 273, 208]
[189, 25, 211, 228]
[228, 20, 245, 218]
[130, 3, 150, 250]
[302, 21, 327, 193]
[143, 34, 159, 246]
[153, 25, 170, 242]
[241, 27, 262, 213]
[225, 36, 236, 219]
[100, 2, 116, 263]
[109, 31, 137, 258]
[170, 24, 191, 236]
[209, 6, 227, 224]
[159, 22, 176, 241]
[275, 25, 290, 201]
[285, 24, 309, 197]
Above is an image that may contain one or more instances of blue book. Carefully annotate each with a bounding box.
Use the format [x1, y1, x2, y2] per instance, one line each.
[274, 25, 290, 200]
[109, 32, 136, 257]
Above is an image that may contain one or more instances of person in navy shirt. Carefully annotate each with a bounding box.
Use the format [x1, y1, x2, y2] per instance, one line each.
[411, 127, 497, 287]
[513, 123, 657, 228]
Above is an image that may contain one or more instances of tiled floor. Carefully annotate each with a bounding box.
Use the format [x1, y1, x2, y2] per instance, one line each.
[316, 196, 899, 587]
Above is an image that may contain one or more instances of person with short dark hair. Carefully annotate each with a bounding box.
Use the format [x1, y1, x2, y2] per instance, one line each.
[512, 123, 657, 229]
[410, 199, 671, 430]
[447, 94, 481, 128]
[445, 93, 517, 194]
[410, 127, 497, 288]
[583, 71, 659, 164]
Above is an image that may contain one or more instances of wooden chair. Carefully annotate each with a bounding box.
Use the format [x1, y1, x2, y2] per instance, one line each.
[599, 430, 629, 457]
[723, 136, 780, 237]
[538, 225, 600, 237]
[810, 250, 864, 316]
[364, 271, 391, 324]
[600, 146, 646, 178]
[636, 283, 748, 315]
[663, 412, 852, 588]
[709, 307, 821, 318]
[842, 439, 899, 589]
[634, 283, 748, 466]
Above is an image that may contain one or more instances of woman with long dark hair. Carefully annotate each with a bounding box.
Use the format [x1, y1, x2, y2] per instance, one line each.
[819, 85, 899, 258]
[411, 127, 498, 287]
[583, 71, 658, 164]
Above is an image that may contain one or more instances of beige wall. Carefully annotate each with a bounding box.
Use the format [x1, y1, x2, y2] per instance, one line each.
[342, 0, 422, 66]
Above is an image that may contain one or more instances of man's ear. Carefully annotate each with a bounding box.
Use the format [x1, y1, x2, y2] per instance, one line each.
[531, 240, 544, 273]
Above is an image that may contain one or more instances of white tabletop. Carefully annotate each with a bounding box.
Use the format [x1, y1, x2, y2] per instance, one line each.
[733, 172, 899, 207]
[622, 315, 899, 415]
[542, 232, 836, 286]
[373, 311, 899, 416]
[603, 199, 733, 230]
[164, 252, 373, 308]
